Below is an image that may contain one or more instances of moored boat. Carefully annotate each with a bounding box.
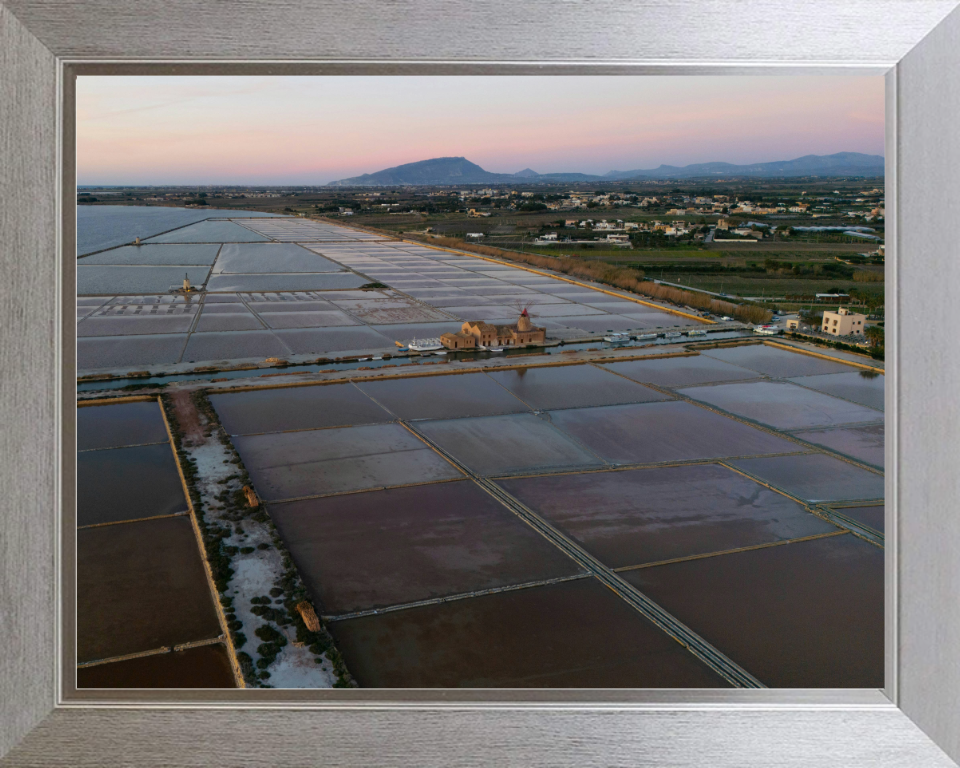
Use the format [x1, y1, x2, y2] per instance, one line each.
[408, 338, 443, 352]
[603, 332, 630, 343]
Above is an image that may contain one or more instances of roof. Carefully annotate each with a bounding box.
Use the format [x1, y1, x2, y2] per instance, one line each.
[464, 320, 498, 332]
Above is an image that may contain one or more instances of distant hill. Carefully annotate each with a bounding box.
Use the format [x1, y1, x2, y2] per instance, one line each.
[604, 152, 885, 180]
[327, 157, 510, 186]
[326, 152, 884, 186]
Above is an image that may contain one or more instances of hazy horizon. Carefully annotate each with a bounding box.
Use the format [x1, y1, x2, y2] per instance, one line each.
[77, 76, 884, 186]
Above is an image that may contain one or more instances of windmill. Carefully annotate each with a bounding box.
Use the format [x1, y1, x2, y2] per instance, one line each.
[510, 298, 540, 330]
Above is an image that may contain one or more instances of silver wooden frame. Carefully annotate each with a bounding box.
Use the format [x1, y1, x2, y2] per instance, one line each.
[2, 1, 959, 765]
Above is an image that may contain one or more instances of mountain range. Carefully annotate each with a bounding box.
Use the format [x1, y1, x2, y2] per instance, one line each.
[326, 153, 884, 186]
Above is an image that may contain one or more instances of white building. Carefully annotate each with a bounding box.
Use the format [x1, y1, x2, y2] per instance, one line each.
[822, 306, 866, 336]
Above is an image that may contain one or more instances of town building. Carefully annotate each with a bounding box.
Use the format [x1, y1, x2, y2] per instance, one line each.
[821, 306, 866, 336]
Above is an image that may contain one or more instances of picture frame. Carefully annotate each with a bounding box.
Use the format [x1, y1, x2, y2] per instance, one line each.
[2, 1, 959, 764]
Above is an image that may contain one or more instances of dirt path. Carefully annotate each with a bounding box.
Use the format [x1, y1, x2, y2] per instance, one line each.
[169, 389, 205, 447]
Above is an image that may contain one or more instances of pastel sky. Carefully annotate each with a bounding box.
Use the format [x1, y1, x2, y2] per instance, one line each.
[77, 76, 884, 185]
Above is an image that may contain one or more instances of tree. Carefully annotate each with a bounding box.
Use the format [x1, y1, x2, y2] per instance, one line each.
[865, 325, 884, 348]
[799, 308, 822, 327]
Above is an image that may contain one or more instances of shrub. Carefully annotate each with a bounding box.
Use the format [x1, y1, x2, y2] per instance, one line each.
[236, 652, 254, 677]
[269, 587, 283, 597]
[232, 632, 246, 648]
[255, 625, 287, 645]
[257, 642, 280, 658]
[239, 546, 255, 554]
[258, 543, 271, 550]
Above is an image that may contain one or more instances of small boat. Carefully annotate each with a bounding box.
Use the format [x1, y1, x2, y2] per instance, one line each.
[487, 347, 504, 353]
[603, 332, 630, 343]
[635, 333, 658, 341]
[435, 350, 448, 356]
[408, 338, 443, 352]
[754, 325, 779, 336]
[664, 331, 682, 339]
[687, 329, 708, 337]
[372, 355, 383, 361]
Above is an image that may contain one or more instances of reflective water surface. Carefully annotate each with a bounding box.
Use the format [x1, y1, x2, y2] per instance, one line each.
[547, 401, 797, 464]
[623, 534, 884, 688]
[78, 444, 188, 526]
[77, 644, 236, 688]
[270, 481, 583, 615]
[78, 517, 222, 663]
[498, 464, 837, 568]
[329, 578, 730, 688]
[77, 400, 169, 450]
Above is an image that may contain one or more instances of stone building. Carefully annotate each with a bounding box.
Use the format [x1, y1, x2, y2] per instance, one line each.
[439, 329, 478, 350]
[441, 310, 546, 350]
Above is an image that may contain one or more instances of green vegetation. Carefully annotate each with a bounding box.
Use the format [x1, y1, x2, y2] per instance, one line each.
[785, 332, 884, 361]
[236, 651, 254, 678]
[865, 325, 884, 348]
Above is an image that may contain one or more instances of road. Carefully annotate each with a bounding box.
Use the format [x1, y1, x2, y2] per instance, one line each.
[653, 278, 730, 299]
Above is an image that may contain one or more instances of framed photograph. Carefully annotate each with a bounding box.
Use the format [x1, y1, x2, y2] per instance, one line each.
[2, 1, 959, 765]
